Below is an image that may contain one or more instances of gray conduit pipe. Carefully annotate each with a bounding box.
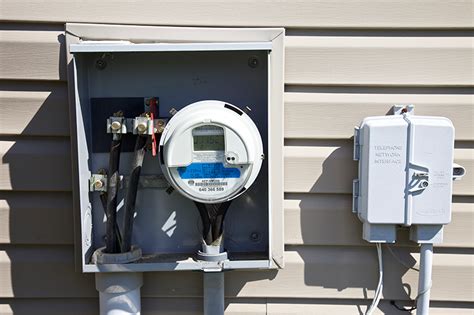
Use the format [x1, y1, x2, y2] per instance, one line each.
[204, 272, 225, 315]
[200, 237, 226, 315]
[194, 202, 230, 315]
[417, 243, 433, 315]
[96, 272, 143, 315]
[92, 244, 143, 314]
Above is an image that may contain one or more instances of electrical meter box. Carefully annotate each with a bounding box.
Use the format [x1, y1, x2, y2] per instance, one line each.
[353, 107, 463, 244]
[65, 23, 284, 272]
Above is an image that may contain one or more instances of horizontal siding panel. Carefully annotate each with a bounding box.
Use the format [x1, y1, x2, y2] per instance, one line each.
[2, 30, 473, 87]
[1, 140, 472, 195]
[0, 84, 69, 137]
[1, 192, 471, 248]
[284, 195, 474, 248]
[285, 36, 474, 86]
[1, 246, 473, 301]
[0, 246, 95, 298]
[0, 298, 98, 315]
[0, 1, 472, 28]
[3, 86, 473, 141]
[0, 192, 73, 244]
[0, 30, 65, 81]
[1, 298, 471, 315]
[285, 92, 474, 140]
[0, 297, 266, 315]
[284, 144, 474, 195]
[227, 247, 474, 301]
[0, 139, 71, 191]
[267, 299, 474, 314]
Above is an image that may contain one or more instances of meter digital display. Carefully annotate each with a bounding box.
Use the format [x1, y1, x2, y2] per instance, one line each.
[159, 100, 264, 203]
[193, 125, 225, 152]
[193, 135, 225, 151]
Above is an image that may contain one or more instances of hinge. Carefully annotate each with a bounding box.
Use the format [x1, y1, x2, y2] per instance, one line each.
[353, 126, 361, 161]
[352, 179, 359, 214]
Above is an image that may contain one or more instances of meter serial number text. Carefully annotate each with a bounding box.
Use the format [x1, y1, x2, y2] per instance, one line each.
[199, 187, 225, 192]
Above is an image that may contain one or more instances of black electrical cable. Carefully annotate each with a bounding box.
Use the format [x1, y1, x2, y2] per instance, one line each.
[194, 201, 212, 244]
[194, 201, 232, 245]
[105, 139, 122, 253]
[211, 201, 232, 242]
[100, 192, 122, 248]
[121, 135, 148, 253]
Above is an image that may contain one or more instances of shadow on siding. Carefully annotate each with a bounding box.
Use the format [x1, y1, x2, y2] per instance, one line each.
[298, 144, 418, 314]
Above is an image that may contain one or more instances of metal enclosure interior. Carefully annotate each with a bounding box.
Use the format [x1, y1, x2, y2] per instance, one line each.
[65, 24, 285, 273]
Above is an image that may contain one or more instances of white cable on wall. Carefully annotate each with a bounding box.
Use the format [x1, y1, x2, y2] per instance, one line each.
[366, 243, 383, 315]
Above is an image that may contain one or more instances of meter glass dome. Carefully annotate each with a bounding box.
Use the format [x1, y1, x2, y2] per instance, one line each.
[159, 100, 264, 203]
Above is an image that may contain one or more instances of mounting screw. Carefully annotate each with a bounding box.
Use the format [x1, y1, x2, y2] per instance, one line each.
[111, 121, 122, 131]
[248, 56, 259, 68]
[95, 58, 107, 70]
[250, 232, 261, 242]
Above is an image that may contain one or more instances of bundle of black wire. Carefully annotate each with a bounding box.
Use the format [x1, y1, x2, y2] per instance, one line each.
[194, 201, 232, 245]
[104, 138, 122, 253]
[121, 135, 148, 252]
[103, 122, 149, 254]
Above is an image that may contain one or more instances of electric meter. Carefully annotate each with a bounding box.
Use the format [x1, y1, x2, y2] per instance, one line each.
[159, 100, 264, 203]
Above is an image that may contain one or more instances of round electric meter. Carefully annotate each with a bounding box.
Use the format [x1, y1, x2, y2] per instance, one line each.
[159, 100, 264, 203]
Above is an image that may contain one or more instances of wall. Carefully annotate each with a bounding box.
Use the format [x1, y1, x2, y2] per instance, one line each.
[0, 1, 473, 314]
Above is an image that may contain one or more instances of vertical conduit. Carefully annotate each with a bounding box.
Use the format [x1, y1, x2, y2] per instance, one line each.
[417, 244, 433, 315]
[194, 201, 232, 315]
[203, 272, 225, 315]
[96, 272, 143, 315]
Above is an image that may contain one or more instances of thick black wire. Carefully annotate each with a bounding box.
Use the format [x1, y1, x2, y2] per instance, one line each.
[194, 202, 212, 244]
[194, 201, 232, 245]
[100, 192, 122, 247]
[121, 135, 148, 253]
[212, 201, 232, 241]
[105, 139, 122, 253]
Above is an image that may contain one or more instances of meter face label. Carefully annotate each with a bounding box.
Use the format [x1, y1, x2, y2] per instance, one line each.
[178, 163, 240, 179]
[177, 163, 242, 197]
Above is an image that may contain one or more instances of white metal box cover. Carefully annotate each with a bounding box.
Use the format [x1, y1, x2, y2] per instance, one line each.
[354, 114, 454, 242]
[65, 23, 285, 272]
